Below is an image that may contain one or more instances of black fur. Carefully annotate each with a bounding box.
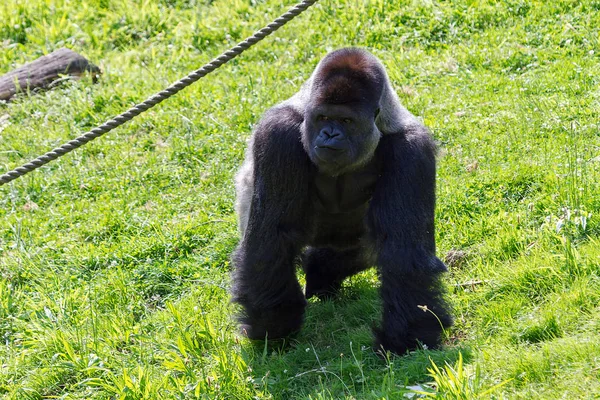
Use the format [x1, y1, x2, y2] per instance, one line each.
[232, 48, 452, 354]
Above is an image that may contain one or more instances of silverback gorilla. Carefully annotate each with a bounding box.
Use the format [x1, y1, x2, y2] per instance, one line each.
[232, 48, 452, 355]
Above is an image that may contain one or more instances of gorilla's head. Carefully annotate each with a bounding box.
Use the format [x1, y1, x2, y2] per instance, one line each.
[302, 48, 386, 177]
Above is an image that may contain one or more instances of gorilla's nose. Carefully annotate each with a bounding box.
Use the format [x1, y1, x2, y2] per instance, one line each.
[315, 127, 349, 163]
[320, 128, 341, 139]
[316, 129, 345, 148]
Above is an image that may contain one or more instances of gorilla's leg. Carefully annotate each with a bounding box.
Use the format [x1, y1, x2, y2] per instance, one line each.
[302, 246, 371, 299]
[231, 105, 314, 340]
[367, 133, 453, 354]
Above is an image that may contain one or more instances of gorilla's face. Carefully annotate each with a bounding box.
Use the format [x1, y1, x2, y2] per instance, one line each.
[303, 104, 381, 176]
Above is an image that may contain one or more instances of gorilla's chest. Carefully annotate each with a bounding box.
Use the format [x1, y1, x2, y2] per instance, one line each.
[312, 161, 380, 214]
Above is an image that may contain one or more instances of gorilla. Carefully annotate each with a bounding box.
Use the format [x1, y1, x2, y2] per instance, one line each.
[231, 48, 452, 355]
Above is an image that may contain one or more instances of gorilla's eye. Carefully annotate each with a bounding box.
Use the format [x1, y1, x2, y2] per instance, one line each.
[342, 118, 352, 124]
[317, 115, 329, 121]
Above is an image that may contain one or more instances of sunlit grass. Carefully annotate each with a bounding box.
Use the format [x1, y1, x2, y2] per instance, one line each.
[1, 0, 599, 398]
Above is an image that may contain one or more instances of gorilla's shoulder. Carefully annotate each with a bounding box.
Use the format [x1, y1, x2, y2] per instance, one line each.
[377, 123, 438, 164]
[254, 104, 304, 142]
[262, 103, 304, 125]
[251, 104, 308, 166]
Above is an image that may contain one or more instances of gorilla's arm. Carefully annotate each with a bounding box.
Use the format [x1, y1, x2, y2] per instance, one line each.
[368, 127, 452, 354]
[231, 106, 314, 340]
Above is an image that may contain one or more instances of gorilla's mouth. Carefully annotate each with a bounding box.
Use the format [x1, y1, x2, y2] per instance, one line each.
[314, 146, 347, 163]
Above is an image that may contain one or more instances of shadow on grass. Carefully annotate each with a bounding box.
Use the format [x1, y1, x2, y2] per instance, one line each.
[240, 276, 470, 399]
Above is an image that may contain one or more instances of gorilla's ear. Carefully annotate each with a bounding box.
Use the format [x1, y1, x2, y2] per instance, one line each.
[375, 76, 412, 135]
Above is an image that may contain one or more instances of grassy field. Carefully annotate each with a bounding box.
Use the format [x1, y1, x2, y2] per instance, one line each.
[1, 0, 599, 398]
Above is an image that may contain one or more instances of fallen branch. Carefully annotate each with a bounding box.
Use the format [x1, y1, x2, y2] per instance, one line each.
[0, 48, 101, 101]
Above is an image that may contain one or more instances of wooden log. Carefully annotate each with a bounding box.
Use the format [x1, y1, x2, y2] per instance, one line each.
[0, 48, 101, 101]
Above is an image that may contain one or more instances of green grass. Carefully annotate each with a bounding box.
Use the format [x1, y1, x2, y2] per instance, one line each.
[1, 0, 599, 398]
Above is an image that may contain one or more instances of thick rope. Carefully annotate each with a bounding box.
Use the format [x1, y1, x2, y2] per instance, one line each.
[0, 0, 318, 186]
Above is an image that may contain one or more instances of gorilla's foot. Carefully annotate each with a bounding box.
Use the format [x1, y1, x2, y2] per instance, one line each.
[238, 299, 306, 340]
[373, 306, 452, 356]
[305, 274, 343, 300]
